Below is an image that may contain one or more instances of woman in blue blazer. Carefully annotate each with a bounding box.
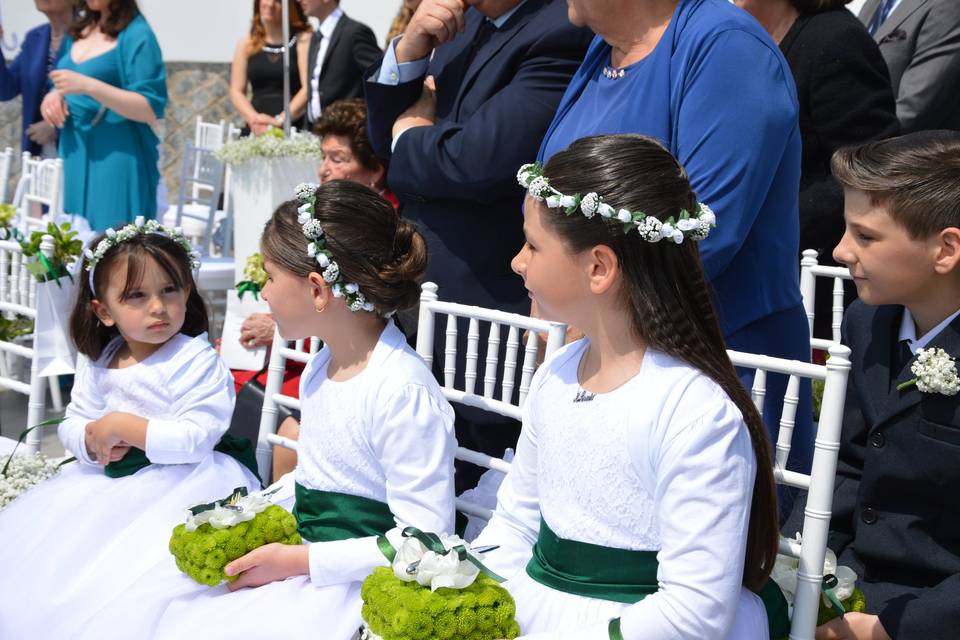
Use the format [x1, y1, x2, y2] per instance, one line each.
[540, 0, 814, 489]
[0, 0, 72, 156]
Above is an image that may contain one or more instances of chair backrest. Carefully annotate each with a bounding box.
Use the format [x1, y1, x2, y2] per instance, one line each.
[0, 235, 57, 453]
[800, 249, 853, 351]
[226, 122, 243, 142]
[415, 282, 568, 520]
[12, 155, 63, 232]
[0, 147, 14, 204]
[255, 334, 322, 480]
[175, 140, 225, 258]
[191, 118, 226, 203]
[729, 345, 851, 640]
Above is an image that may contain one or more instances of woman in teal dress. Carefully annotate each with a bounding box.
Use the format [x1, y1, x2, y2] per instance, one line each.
[39, 0, 166, 231]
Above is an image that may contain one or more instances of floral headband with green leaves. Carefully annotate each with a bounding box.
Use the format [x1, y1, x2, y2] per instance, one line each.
[517, 163, 716, 244]
[84, 216, 199, 297]
[295, 183, 376, 314]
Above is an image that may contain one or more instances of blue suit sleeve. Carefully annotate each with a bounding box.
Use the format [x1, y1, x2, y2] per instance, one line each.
[384, 45, 584, 203]
[675, 29, 798, 280]
[0, 47, 24, 101]
[118, 19, 167, 119]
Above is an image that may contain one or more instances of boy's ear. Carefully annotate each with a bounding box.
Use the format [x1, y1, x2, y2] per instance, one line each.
[586, 244, 620, 295]
[90, 299, 115, 327]
[934, 227, 960, 275]
[307, 271, 331, 312]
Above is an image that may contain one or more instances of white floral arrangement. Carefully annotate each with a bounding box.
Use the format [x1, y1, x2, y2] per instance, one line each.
[0, 452, 61, 510]
[215, 132, 323, 167]
[183, 488, 273, 531]
[771, 535, 866, 627]
[897, 347, 960, 396]
[517, 162, 715, 244]
[392, 532, 484, 591]
[295, 183, 378, 315]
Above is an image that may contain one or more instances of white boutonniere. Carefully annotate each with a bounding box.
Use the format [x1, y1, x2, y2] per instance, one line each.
[897, 347, 960, 396]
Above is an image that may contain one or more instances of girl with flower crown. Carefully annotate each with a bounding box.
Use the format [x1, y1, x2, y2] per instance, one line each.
[151, 180, 457, 639]
[472, 134, 787, 639]
[0, 218, 260, 638]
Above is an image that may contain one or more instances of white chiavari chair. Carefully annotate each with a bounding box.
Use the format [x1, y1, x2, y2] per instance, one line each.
[800, 249, 854, 352]
[730, 345, 851, 640]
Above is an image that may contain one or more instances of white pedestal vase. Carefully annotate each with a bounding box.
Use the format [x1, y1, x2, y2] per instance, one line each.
[229, 157, 318, 282]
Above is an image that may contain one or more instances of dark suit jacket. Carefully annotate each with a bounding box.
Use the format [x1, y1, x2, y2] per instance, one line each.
[365, 0, 592, 312]
[859, 0, 960, 131]
[780, 9, 899, 257]
[829, 300, 960, 639]
[0, 23, 60, 155]
[305, 13, 381, 125]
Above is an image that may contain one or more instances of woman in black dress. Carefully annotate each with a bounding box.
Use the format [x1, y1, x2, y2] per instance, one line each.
[230, 0, 311, 136]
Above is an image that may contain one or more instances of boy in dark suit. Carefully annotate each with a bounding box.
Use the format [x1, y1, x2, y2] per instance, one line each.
[819, 130, 960, 640]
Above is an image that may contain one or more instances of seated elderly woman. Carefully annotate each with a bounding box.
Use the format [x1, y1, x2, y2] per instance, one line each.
[237, 99, 393, 480]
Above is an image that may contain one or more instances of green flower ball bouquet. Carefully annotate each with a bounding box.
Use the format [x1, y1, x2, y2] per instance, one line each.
[169, 487, 301, 586]
[360, 530, 520, 640]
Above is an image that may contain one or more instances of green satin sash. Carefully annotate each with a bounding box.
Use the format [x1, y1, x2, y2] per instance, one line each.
[526, 517, 790, 640]
[292, 483, 395, 543]
[104, 434, 261, 483]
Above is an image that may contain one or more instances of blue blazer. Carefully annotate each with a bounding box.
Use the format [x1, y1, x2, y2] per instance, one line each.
[365, 0, 593, 312]
[0, 23, 59, 156]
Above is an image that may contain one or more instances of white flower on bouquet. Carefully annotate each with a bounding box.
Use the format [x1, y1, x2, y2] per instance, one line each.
[580, 192, 600, 218]
[0, 453, 61, 510]
[184, 490, 272, 531]
[901, 348, 960, 396]
[771, 535, 858, 611]
[392, 533, 481, 591]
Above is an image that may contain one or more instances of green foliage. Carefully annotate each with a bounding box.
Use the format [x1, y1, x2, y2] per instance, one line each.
[816, 587, 867, 626]
[0, 315, 33, 343]
[20, 222, 83, 281]
[812, 378, 825, 422]
[168, 504, 301, 586]
[361, 566, 521, 640]
[0, 203, 16, 227]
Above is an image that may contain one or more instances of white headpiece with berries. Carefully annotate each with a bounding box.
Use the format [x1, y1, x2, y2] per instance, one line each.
[517, 163, 716, 244]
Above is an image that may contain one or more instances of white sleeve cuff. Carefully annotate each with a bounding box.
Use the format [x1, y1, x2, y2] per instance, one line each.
[308, 532, 396, 587]
[58, 418, 97, 466]
[144, 418, 217, 464]
[373, 36, 429, 86]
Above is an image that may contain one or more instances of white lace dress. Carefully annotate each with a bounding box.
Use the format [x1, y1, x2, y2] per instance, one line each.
[153, 321, 458, 640]
[473, 340, 769, 640]
[0, 333, 260, 640]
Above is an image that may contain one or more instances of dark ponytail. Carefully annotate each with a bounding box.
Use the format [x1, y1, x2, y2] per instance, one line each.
[541, 134, 778, 590]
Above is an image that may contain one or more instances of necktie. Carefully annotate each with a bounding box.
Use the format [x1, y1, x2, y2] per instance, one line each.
[868, 0, 899, 36]
[894, 339, 914, 376]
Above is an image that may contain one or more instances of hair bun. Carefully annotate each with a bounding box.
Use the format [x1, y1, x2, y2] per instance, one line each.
[376, 219, 428, 311]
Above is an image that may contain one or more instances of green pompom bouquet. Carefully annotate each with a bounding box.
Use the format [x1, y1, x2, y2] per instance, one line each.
[169, 488, 301, 586]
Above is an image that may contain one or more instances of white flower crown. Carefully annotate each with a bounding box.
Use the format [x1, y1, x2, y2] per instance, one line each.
[295, 183, 376, 314]
[517, 163, 716, 244]
[83, 216, 199, 295]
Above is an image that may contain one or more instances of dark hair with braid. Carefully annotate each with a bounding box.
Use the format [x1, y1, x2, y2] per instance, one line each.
[540, 134, 778, 591]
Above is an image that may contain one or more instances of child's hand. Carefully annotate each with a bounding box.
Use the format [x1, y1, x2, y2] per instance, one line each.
[224, 543, 309, 591]
[108, 444, 131, 462]
[816, 613, 891, 640]
[84, 416, 125, 465]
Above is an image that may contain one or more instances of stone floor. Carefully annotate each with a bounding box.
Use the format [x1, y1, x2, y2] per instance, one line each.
[0, 383, 69, 458]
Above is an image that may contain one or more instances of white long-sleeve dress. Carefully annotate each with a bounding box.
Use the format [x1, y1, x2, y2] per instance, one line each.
[473, 340, 770, 640]
[152, 321, 458, 639]
[0, 332, 260, 639]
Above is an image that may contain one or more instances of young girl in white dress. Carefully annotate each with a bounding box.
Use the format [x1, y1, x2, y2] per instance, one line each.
[0, 219, 260, 638]
[472, 134, 787, 639]
[153, 180, 458, 639]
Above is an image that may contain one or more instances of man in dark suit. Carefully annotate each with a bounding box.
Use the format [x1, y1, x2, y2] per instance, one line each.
[365, 0, 592, 490]
[298, 0, 381, 127]
[819, 131, 960, 640]
[859, 0, 960, 131]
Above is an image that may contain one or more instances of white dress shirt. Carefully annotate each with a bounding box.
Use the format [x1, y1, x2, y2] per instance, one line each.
[308, 6, 343, 122]
[898, 306, 960, 354]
